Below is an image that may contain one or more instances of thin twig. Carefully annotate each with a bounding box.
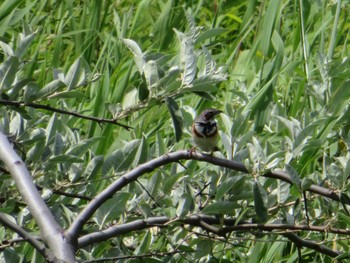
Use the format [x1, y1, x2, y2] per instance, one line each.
[283, 232, 340, 258]
[82, 249, 185, 263]
[0, 99, 132, 130]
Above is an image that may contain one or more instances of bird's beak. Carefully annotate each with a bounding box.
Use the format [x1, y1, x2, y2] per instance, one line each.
[214, 110, 222, 116]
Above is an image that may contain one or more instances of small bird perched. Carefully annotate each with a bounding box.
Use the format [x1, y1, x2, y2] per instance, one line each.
[191, 108, 222, 153]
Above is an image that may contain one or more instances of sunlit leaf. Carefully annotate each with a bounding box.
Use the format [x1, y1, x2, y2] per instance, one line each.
[174, 29, 196, 85]
[15, 31, 36, 58]
[121, 38, 146, 73]
[0, 56, 19, 91]
[64, 57, 90, 90]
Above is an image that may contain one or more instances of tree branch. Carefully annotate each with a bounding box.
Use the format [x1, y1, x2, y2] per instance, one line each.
[283, 232, 341, 258]
[0, 132, 76, 262]
[0, 99, 132, 130]
[0, 212, 56, 261]
[68, 150, 343, 241]
[83, 249, 185, 263]
[78, 215, 342, 258]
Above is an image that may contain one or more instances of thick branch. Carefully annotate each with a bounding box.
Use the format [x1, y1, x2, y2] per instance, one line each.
[68, 150, 343, 241]
[78, 215, 342, 258]
[0, 132, 76, 262]
[0, 213, 56, 261]
[0, 99, 132, 130]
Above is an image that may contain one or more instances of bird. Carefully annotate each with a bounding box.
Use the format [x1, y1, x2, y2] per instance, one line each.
[191, 108, 222, 153]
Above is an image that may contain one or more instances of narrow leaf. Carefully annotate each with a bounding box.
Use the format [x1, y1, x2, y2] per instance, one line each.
[121, 38, 146, 73]
[36, 79, 65, 100]
[165, 97, 183, 142]
[202, 201, 239, 215]
[174, 29, 196, 85]
[284, 164, 301, 192]
[82, 156, 104, 179]
[64, 57, 90, 90]
[15, 32, 36, 58]
[144, 60, 159, 91]
[253, 181, 268, 223]
[0, 56, 19, 91]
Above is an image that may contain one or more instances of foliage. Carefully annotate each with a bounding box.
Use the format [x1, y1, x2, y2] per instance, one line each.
[1, 0, 350, 262]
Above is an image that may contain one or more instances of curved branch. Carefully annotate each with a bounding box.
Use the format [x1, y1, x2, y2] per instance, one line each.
[78, 215, 342, 258]
[0, 132, 76, 262]
[68, 150, 343, 241]
[0, 99, 132, 130]
[0, 213, 55, 261]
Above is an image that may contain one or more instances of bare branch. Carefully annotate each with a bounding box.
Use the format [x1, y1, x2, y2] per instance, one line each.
[283, 232, 341, 258]
[78, 215, 342, 258]
[68, 150, 343, 241]
[83, 249, 185, 263]
[0, 99, 132, 130]
[0, 213, 55, 261]
[0, 132, 76, 262]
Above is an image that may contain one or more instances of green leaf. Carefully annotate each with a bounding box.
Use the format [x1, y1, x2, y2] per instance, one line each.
[26, 141, 45, 163]
[216, 177, 238, 200]
[95, 192, 131, 226]
[23, 82, 39, 103]
[49, 155, 84, 163]
[135, 231, 152, 255]
[165, 97, 183, 142]
[35, 79, 65, 100]
[154, 132, 166, 156]
[0, 41, 14, 56]
[132, 136, 149, 167]
[194, 239, 211, 258]
[202, 201, 239, 215]
[15, 31, 36, 59]
[159, 66, 180, 89]
[259, 0, 281, 56]
[174, 29, 196, 85]
[45, 113, 59, 146]
[66, 137, 101, 157]
[121, 38, 146, 73]
[284, 164, 301, 192]
[301, 178, 313, 191]
[144, 60, 159, 90]
[82, 156, 104, 179]
[336, 252, 350, 261]
[200, 45, 216, 76]
[163, 172, 187, 194]
[0, 0, 23, 20]
[194, 28, 228, 45]
[103, 139, 141, 175]
[253, 181, 268, 223]
[0, 56, 19, 91]
[276, 180, 290, 203]
[176, 193, 194, 217]
[47, 90, 84, 99]
[340, 192, 350, 206]
[64, 57, 90, 90]
[53, 133, 64, 156]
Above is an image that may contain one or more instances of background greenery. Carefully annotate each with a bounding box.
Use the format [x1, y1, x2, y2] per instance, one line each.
[1, 0, 350, 262]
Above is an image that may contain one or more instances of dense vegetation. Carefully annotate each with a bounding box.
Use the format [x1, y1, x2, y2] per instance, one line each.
[1, 0, 350, 262]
